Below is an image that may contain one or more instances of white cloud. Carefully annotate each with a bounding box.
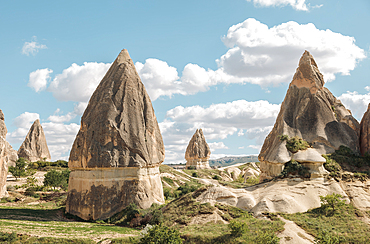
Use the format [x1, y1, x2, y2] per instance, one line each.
[160, 100, 280, 163]
[47, 102, 87, 123]
[338, 91, 370, 120]
[28, 68, 53, 92]
[21, 36, 47, 56]
[218, 18, 366, 87]
[247, 0, 309, 11]
[365, 86, 370, 92]
[209, 142, 229, 152]
[48, 62, 111, 102]
[8, 112, 40, 145]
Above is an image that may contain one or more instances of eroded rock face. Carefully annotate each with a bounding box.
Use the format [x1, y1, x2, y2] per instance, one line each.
[66, 49, 165, 220]
[360, 104, 370, 156]
[258, 51, 360, 181]
[18, 119, 51, 162]
[0, 110, 11, 198]
[185, 129, 211, 169]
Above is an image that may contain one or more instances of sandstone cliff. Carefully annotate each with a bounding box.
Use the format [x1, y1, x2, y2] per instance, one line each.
[185, 129, 211, 169]
[0, 110, 14, 198]
[360, 104, 370, 156]
[258, 51, 360, 181]
[66, 49, 165, 220]
[18, 119, 51, 162]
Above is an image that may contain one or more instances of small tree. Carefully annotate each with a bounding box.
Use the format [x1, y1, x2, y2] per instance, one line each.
[43, 169, 70, 190]
[138, 224, 183, 244]
[229, 219, 248, 237]
[8, 158, 27, 180]
[320, 193, 346, 215]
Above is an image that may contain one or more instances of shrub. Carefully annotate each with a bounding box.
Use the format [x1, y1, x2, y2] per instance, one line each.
[280, 160, 310, 178]
[212, 175, 222, 180]
[228, 219, 248, 237]
[8, 158, 28, 180]
[192, 172, 199, 178]
[0, 232, 18, 242]
[138, 224, 183, 244]
[43, 169, 70, 190]
[255, 231, 280, 244]
[320, 193, 346, 215]
[279, 135, 310, 153]
[187, 166, 196, 170]
[177, 183, 199, 197]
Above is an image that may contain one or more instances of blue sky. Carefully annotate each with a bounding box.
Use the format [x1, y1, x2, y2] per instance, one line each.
[1, 0, 369, 163]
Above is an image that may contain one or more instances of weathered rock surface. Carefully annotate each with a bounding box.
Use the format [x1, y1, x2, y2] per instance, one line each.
[360, 104, 370, 155]
[66, 49, 165, 220]
[18, 119, 51, 162]
[259, 51, 360, 181]
[5, 142, 18, 167]
[185, 129, 211, 169]
[0, 110, 14, 198]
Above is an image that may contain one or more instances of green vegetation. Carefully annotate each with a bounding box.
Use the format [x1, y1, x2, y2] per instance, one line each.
[228, 219, 248, 237]
[136, 224, 183, 244]
[43, 169, 70, 190]
[8, 158, 35, 180]
[323, 146, 370, 181]
[28, 160, 68, 171]
[0, 231, 95, 244]
[282, 200, 370, 243]
[279, 160, 310, 178]
[278, 135, 310, 153]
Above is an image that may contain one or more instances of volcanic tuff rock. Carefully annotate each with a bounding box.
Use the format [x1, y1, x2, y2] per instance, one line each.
[66, 49, 165, 220]
[18, 119, 51, 162]
[360, 104, 370, 155]
[258, 51, 360, 181]
[0, 110, 13, 198]
[185, 129, 211, 169]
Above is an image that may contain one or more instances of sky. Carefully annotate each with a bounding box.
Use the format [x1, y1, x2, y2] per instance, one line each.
[1, 0, 369, 164]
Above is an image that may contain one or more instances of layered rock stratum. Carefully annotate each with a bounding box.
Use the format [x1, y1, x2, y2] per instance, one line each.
[66, 49, 165, 220]
[360, 104, 370, 156]
[18, 119, 51, 162]
[258, 51, 360, 181]
[185, 129, 211, 169]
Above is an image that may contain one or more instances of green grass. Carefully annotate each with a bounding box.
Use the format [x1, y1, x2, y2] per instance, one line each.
[281, 203, 370, 243]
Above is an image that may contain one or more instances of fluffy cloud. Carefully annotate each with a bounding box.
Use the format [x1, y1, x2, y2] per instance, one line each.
[219, 18, 366, 86]
[28, 68, 53, 92]
[338, 89, 370, 120]
[47, 102, 87, 123]
[48, 62, 111, 102]
[160, 100, 280, 163]
[21, 36, 47, 56]
[7, 112, 80, 161]
[246, 0, 309, 11]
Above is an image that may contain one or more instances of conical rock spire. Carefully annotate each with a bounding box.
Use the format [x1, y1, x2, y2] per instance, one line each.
[360, 103, 370, 155]
[66, 49, 165, 220]
[185, 129, 211, 169]
[18, 119, 51, 162]
[258, 51, 360, 181]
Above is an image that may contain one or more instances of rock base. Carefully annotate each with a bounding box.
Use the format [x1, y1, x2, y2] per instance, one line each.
[186, 159, 211, 169]
[66, 166, 164, 220]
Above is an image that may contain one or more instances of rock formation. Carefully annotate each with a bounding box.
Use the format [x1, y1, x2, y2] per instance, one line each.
[360, 104, 370, 155]
[66, 49, 165, 220]
[258, 51, 360, 181]
[0, 110, 14, 198]
[185, 129, 211, 169]
[18, 119, 51, 162]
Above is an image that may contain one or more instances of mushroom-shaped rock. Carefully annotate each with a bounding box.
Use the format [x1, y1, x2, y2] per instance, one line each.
[360, 104, 370, 156]
[66, 49, 165, 220]
[258, 51, 360, 181]
[18, 119, 51, 162]
[185, 129, 211, 169]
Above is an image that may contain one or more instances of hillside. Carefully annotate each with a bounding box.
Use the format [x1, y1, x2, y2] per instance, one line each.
[209, 155, 259, 167]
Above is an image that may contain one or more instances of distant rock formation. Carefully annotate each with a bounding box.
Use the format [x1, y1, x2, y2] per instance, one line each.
[0, 110, 15, 198]
[258, 51, 360, 181]
[66, 49, 165, 220]
[185, 129, 211, 169]
[360, 104, 370, 155]
[18, 119, 51, 162]
[5, 142, 18, 167]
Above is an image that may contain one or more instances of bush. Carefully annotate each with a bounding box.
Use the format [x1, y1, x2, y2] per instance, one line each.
[8, 158, 28, 180]
[255, 231, 280, 244]
[228, 219, 248, 237]
[212, 175, 222, 180]
[43, 169, 70, 190]
[177, 183, 199, 197]
[25, 187, 40, 198]
[0, 232, 18, 242]
[187, 166, 196, 170]
[192, 172, 199, 178]
[279, 135, 310, 153]
[320, 193, 346, 216]
[280, 160, 310, 178]
[138, 224, 183, 244]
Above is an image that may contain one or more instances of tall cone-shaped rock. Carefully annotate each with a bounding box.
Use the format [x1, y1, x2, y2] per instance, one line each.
[258, 51, 360, 181]
[0, 110, 15, 198]
[185, 129, 211, 169]
[360, 104, 370, 155]
[66, 49, 165, 220]
[18, 119, 51, 162]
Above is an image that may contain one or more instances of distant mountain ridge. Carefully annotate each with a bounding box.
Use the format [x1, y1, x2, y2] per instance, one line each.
[209, 155, 259, 167]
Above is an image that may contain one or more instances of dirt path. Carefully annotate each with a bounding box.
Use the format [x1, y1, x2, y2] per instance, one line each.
[277, 216, 315, 244]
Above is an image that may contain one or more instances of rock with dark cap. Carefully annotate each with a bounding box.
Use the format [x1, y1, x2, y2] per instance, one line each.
[185, 129, 211, 169]
[360, 104, 370, 156]
[258, 51, 360, 181]
[18, 119, 51, 162]
[66, 49, 165, 220]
